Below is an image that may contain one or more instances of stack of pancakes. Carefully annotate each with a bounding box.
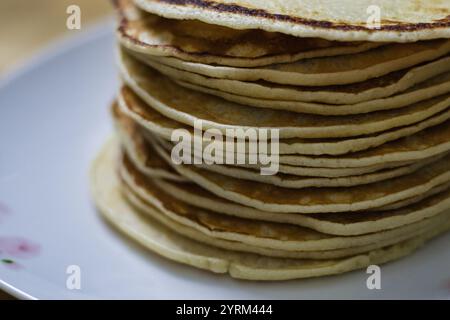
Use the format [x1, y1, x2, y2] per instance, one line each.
[91, 0, 450, 280]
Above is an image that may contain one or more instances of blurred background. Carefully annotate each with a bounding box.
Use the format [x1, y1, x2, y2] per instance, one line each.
[0, 0, 112, 74]
[0, 0, 112, 299]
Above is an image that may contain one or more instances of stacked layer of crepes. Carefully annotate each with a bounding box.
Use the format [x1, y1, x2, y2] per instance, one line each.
[91, 0, 450, 280]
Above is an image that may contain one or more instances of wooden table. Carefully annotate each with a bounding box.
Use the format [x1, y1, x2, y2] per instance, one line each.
[0, 0, 112, 300]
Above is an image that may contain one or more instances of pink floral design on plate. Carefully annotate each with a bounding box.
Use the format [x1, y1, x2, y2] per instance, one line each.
[0, 237, 40, 270]
[0, 237, 40, 258]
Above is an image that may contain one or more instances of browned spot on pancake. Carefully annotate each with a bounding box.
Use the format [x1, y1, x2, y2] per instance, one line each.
[155, 0, 450, 32]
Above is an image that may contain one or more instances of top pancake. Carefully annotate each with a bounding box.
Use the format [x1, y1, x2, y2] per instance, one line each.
[116, 0, 382, 67]
[134, 0, 450, 42]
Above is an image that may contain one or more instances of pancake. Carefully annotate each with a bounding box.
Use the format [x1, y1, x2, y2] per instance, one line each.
[134, 0, 450, 42]
[113, 102, 187, 182]
[152, 135, 450, 213]
[118, 85, 450, 156]
[170, 152, 442, 189]
[119, 53, 450, 139]
[153, 134, 425, 178]
[146, 39, 450, 86]
[115, 0, 383, 67]
[142, 134, 450, 213]
[177, 72, 450, 115]
[114, 111, 450, 236]
[121, 153, 450, 250]
[118, 166, 448, 259]
[138, 54, 450, 105]
[142, 131, 442, 189]
[120, 157, 450, 259]
[143, 107, 450, 172]
[155, 178, 450, 236]
[155, 145, 450, 213]
[98, 0, 450, 282]
[91, 139, 450, 280]
[372, 181, 450, 212]
[124, 184, 443, 260]
[114, 100, 422, 178]
[277, 122, 450, 167]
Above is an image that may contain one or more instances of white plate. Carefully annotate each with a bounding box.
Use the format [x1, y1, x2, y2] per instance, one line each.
[0, 21, 449, 300]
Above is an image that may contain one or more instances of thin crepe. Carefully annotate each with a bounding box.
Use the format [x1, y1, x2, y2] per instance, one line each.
[119, 53, 450, 139]
[118, 84, 450, 156]
[156, 147, 450, 214]
[91, 139, 450, 280]
[137, 53, 450, 105]
[120, 160, 450, 259]
[155, 178, 450, 236]
[116, 116, 443, 189]
[134, 0, 450, 42]
[146, 39, 450, 86]
[176, 71, 450, 115]
[115, 0, 383, 67]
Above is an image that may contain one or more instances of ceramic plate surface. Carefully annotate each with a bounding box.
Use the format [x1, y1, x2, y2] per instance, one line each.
[0, 21, 449, 300]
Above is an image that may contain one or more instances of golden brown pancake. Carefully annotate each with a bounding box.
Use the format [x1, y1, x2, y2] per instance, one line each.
[115, 0, 382, 67]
